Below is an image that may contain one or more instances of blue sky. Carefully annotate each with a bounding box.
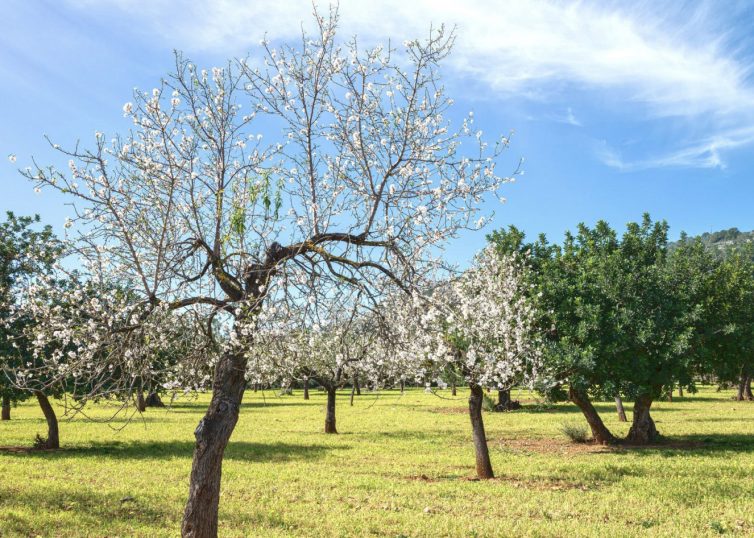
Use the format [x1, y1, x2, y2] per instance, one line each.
[2, 0, 754, 265]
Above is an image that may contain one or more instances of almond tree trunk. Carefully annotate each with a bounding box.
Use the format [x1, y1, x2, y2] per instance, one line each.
[350, 383, 356, 407]
[626, 394, 658, 444]
[569, 387, 614, 445]
[325, 387, 337, 434]
[145, 392, 165, 407]
[399, 380, 404, 394]
[1, 396, 10, 421]
[136, 390, 146, 412]
[468, 384, 494, 479]
[34, 391, 59, 449]
[303, 377, 309, 400]
[744, 375, 753, 401]
[498, 388, 511, 408]
[678, 385, 684, 398]
[355, 375, 361, 396]
[181, 350, 247, 538]
[615, 396, 627, 422]
[451, 382, 457, 396]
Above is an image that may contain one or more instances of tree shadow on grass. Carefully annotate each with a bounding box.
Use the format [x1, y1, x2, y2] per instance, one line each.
[0, 440, 343, 463]
[0, 484, 176, 534]
[582, 433, 754, 458]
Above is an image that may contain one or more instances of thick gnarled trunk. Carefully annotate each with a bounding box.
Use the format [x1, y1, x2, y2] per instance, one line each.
[34, 391, 59, 449]
[615, 396, 627, 422]
[569, 387, 614, 445]
[1, 396, 10, 421]
[626, 394, 658, 444]
[468, 384, 494, 479]
[181, 350, 247, 538]
[325, 387, 337, 434]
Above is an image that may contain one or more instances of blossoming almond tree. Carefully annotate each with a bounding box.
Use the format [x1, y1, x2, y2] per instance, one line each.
[247, 286, 387, 434]
[393, 247, 541, 479]
[19, 8, 514, 536]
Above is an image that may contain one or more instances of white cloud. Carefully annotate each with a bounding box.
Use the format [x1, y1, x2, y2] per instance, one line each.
[597, 126, 754, 170]
[62, 0, 754, 168]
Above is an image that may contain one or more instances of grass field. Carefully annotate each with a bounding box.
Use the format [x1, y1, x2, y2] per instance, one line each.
[1, 386, 753, 537]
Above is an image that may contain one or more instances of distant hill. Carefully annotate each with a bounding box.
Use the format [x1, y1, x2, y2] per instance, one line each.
[672, 227, 754, 256]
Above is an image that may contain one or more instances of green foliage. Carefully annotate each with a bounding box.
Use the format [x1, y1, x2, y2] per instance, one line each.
[488, 214, 705, 406]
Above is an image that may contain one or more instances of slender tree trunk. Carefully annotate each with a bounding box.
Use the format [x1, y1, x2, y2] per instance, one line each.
[626, 394, 658, 444]
[350, 383, 356, 407]
[678, 385, 684, 398]
[136, 390, 146, 412]
[253, 383, 258, 393]
[451, 382, 457, 396]
[355, 375, 361, 396]
[145, 392, 165, 407]
[325, 387, 337, 434]
[667, 387, 673, 403]
[399, 380, 405, 394]
[744, 376, 753, 401]
[736, 374, 747, 401]
[181, 350, 247, 538]
[614, 396, 627, 422]
[1, 396, 10, 421]
[468, 384, 494, 479]
[303, 377, 309, 400]
[569, 387, 614, 445]
[34, 391, 59, 449]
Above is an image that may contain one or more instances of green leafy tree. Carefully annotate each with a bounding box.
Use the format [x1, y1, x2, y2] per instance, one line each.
[489, 215, 701, 444]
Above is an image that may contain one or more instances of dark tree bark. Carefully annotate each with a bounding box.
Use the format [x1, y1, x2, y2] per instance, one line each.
[355, 375, 361, 396]
[569, 387, 615, 445]
[493, 388, 521, 411]
[303, 377, 310, 400]
[399, 379, 405, 394]
[678, 385, 684, 398]
[181, 350, 247, 538]
[626, 394, 658, 444]
[745, 376, 753, 401]
[350, 383, 356, 407]
[136, 390, 146, 412]
[325, 387, 337, 434]
[145, 392, 165, 407]
[468, 384, 494, 479]
[34, 391, 59, 449]
[1, 396, 10, 421]
[451, 382, 457, 396]
[614, 396, 627, 422]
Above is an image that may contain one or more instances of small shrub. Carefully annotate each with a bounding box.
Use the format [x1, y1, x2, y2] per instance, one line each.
[559, 422, 589, 443]
[482, 393, 496, 412]
[32, 434, 50, 450]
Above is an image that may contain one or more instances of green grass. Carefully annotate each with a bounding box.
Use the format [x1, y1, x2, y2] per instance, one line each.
[1, 386, 753, 537]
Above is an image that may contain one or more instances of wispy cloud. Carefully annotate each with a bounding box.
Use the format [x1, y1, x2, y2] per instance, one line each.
[63, 0, 754, 169]
[597, 126, 754, 170]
